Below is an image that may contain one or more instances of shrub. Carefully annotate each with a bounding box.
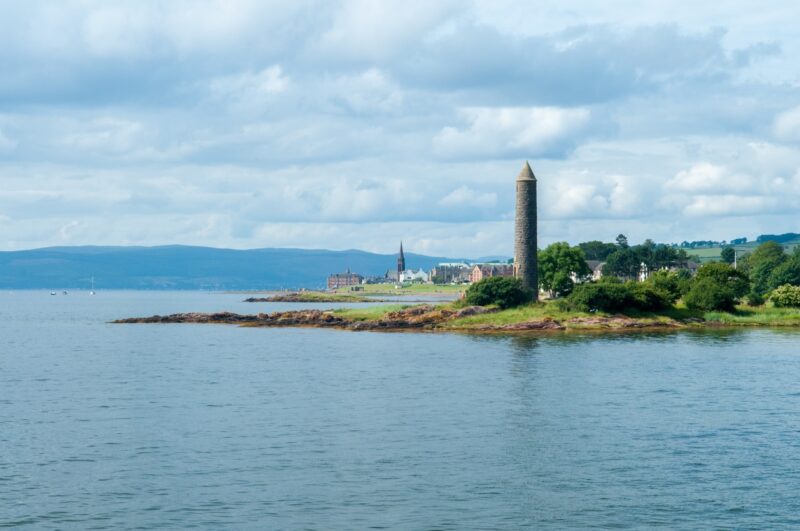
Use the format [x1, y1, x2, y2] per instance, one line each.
[684, 277, 736, 312]
[562, 281, 672, 313]
[770, 285, 800, 308]
[645, 271, 681, 303]
[629, 283, 672, 311]
[563, 283, 633, 312]
[465, 276, 532, 309]
[746, 291, 765, 307]
[694, 262, 750, 298]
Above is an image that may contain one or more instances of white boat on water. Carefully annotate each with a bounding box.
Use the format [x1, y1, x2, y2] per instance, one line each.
[90, 276, 96, 295]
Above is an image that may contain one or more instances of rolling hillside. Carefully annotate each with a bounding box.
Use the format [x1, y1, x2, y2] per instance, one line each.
[0, 246, 479, 290]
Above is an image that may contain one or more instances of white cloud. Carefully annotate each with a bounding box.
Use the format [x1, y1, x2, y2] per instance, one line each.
[433, 107, 591, 159]
[666, 163, 754, 193]
[0, 128, 16, 151]
[438, 186, 497, 209]
[774, 105, 800, 142]
[60, 117, 144, 153]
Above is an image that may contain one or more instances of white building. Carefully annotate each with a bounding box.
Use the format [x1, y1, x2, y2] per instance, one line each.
[399, 269, 429, 283]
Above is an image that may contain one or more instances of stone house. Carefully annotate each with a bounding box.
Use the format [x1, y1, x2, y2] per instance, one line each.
[469, 264, 515, 283]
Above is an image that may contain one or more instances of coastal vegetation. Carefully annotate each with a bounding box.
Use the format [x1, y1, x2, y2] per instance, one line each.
[117, 239, 800, 334]
[244, 292, 382, 303]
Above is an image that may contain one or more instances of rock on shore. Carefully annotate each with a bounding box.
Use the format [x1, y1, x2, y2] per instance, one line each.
[114, 305, 685, 332]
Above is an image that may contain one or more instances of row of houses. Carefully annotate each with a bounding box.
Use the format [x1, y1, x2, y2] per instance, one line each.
[327, 257, 702, 290]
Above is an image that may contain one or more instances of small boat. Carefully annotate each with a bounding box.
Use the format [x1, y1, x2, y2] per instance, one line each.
[50, 291, 56, 296]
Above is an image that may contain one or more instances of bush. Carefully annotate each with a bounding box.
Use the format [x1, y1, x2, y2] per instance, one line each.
[465, 276, 532, 309]
[645, 271, 681, 303]
[684, 277, 736, 312]
[629, 283, 673, 311]
[694, 262, 750, 298]
[770, 285, 800, 308]
[562, 281, 672, 313]
[746, 291, 765, 307]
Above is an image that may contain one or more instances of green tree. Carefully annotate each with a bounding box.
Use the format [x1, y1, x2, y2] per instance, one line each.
[465, 276, 532, 309]
[537, 242, 591, 297]
[684, 278, 737, 311]
[748, 241, 788, 295]
[602, 248, 640, 279]
[644, 270, 681, 303]
[578, 240, 618, 261]
[767, 255, 800, 289]
[694, 262, 750, 298]
[720, 246, 736, 264]
[616, 234, 629, 248]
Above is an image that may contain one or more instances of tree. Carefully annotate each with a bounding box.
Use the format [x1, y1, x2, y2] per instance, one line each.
[694, 262, 750, 298]
[578, 240, 618, 261]
[644, 270, 681, 303]
[602, 248, 640, 279]
[748, 241, 788, 295]
[684, 278, 737, 311]
[537, 242, 591, 297]
[616, 234, 629, 248]
[465, 276, 532, 309]
[720, 246, 736, 264]
[768, 259, 800, 289]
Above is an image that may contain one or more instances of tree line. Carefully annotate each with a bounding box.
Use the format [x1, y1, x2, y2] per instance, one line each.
[465, 236, 800, 312]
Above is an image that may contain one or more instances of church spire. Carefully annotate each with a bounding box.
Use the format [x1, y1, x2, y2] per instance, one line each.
[397, 241, 406, 278]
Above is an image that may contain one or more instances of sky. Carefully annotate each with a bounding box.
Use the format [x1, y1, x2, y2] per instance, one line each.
[0, 0, 799, 257]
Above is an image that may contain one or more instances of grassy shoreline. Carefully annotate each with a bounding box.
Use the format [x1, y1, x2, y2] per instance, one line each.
[332, 300, 800, 331]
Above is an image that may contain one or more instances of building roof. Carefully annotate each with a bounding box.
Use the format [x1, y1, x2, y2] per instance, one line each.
[516, 160, 536, 182]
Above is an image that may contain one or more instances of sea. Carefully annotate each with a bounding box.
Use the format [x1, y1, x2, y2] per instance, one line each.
[2, 290, 800, 529]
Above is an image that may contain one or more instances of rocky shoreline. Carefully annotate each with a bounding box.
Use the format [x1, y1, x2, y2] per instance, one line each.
[113, 305, 691, 332]
[243, 293, 382, 303]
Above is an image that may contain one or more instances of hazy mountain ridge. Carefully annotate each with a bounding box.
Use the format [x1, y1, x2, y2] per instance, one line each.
[0, 245, 487, 290]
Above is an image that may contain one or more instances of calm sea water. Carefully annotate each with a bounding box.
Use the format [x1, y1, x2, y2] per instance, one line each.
[3, 291, 800, 529]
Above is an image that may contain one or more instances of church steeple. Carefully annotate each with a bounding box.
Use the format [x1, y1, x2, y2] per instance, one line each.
[397, 241, 406, 277]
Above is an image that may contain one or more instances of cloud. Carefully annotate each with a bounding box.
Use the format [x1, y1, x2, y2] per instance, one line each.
[433, 106, 591, 159]
[438, 186, 497, 209]
[0, 128, 16, 151]
[666, 163, 754, 193]
[774, 105, 800, 142]
[0, 1, 798, 255]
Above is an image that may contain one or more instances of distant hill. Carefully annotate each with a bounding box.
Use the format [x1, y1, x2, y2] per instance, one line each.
[0, 245, 489, 290]
[685, 234, 800, 263]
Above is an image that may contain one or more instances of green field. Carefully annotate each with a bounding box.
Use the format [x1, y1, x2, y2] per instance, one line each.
[331, 283, 466, 296]
[687, 239, 800, 263]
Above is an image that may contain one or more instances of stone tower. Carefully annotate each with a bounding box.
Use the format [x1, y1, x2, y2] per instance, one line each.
[397, 241, 406, 278]
[514, 161, 538, 300]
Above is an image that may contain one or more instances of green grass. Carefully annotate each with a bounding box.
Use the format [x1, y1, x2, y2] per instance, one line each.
[703, 305, 800, 326]
[332, 283, 465, 296]
[327, 299, 800, 331]
[284, 292, 376, 302]
[687, 239, 800, 263]
[332, 304, 411, 321]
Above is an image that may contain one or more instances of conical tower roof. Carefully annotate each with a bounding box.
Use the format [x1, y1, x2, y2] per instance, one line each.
[516, 161, 536, 181]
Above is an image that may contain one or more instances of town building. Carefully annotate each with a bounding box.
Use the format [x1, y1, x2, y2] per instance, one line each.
[400, 269, 429, 283]
[470, 264, 515, 283]
[327, 268, 363, 289]
[430, 263, 472, 284]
